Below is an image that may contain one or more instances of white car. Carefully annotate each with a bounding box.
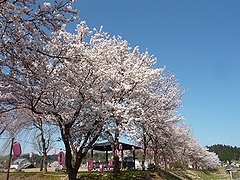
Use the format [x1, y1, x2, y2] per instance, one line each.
[10, 164, 19, 169]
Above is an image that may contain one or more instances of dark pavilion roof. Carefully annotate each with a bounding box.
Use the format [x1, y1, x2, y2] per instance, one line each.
[93, 141, 141, 151]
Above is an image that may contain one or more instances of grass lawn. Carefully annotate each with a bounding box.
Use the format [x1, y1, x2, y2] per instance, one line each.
[0, 167, 230, 180]
[0, 172, 66, 180]
[0, 170, 163, 180]
[0, 170, 154, 180]
[170, 167, 230, 180]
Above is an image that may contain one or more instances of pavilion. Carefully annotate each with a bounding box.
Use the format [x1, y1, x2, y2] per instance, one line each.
[91, 141, 141, 169]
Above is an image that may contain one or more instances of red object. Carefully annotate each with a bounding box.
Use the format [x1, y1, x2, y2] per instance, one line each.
[119, 144, 123, 151]
[108, 158, 113, 167]
[12, 142, 21, 157]
[150, 150, 154, 156]
[132, 146, 135, 152]
[77, 146, 80, 152]
[29, 152, 34, 158]
[100, 164, 104, 172]
[88, 159, 93, 171]
[115, 149, 119, 156]
[58, 151, 65, 165]
[52, 148, 56, 155]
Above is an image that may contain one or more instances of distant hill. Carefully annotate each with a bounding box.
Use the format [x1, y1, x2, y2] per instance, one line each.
[207, 144, 240, 162]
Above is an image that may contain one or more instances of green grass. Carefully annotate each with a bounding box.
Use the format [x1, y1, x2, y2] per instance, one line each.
[76, 170, 147, 180]
[180, 168, 230, 180]
[0, 167, 230, 180]
[157, 169, 182, 180]
[0, 170, 154, 180]
[0, 171, 67, 180]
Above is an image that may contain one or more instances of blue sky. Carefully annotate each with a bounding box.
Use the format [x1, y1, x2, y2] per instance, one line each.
[69, 0, 240, 147]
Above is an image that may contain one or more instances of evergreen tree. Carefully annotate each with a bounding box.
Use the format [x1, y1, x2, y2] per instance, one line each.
[207, 144, 240, 162]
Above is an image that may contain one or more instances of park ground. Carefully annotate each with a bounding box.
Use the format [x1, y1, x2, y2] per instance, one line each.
[0, 167, 233, 180]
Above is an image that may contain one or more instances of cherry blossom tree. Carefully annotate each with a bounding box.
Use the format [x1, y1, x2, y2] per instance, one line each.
[24, 23, 107, 179]
[185, 138, 219, 169]
[0, 111, 20, 136]
[127, 72, 185, 170]
[168, 123, 219, 169]
[0, 109, 31, 136]
[1, 16, 125, 178]
[135, 67, 182, 171]
[0, 109, 32, 158]
[0, 1, 86, 179]
[0, 0, 79, 145]
[166, 123, 192, 169]
[30, 113, 57, 173]
[0, 0, 79, 113]
[93, 39, 164, 172]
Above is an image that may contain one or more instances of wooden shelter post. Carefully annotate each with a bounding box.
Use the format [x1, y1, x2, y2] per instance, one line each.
[133, 150, 136, 169]
[121, 150, 124, 169]
[106, 151, 108, 162]
[91, 149, 93, 158]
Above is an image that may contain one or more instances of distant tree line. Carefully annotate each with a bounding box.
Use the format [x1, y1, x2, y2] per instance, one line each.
[207, 144, 240, 162]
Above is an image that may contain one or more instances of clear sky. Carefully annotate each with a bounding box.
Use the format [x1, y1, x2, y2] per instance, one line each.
[69, 0, 240, 147]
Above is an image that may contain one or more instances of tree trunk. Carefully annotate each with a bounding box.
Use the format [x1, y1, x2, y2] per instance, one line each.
[42, 151, 48, 173]
[141, 136, 147, 170]
[65, 151, 83, 180]
[65, 150, 84, 180]
[40, 154, 48, 173]
[67, 168, 78, 180]
[154, 153, 159, 170]
[112, 130, 120, 173]
[59, 118, 101, 180]
[41, 133, 48, 173]
[40, 157, 43, 171]
[113, 155, 120, 173]
[163, 153, 167, 169]
[141, 151, 146, 170]
[62, 124, 83, 180]
[153, 146, 159, 170]
[35, 118, 48, 174]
